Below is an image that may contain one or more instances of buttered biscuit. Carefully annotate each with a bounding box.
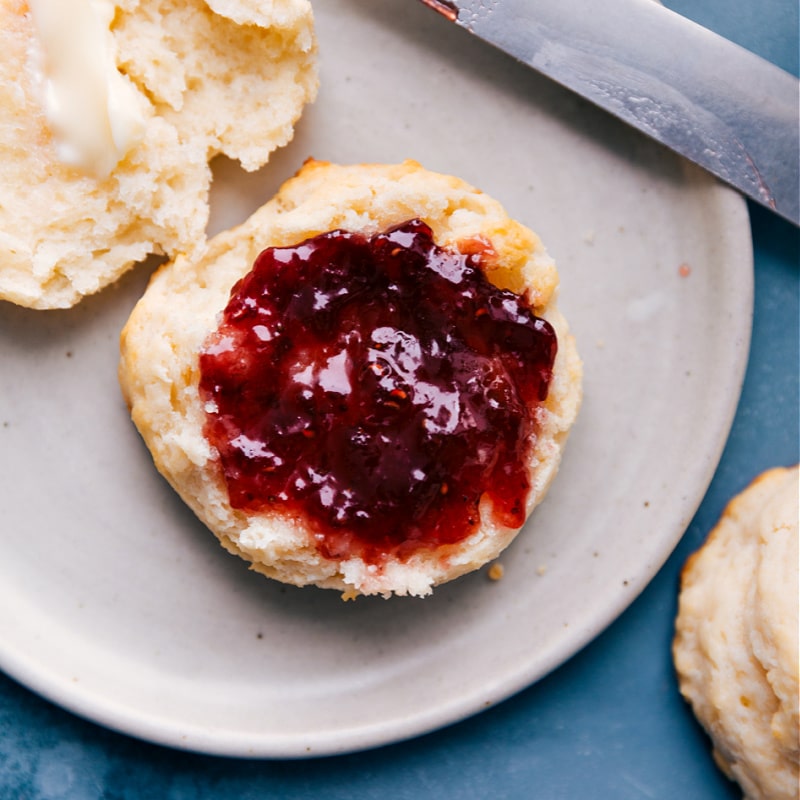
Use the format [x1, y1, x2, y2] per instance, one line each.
[119, 160, 583, 598]
[674, 465, 799, 800]
[0, 0, 317, 308]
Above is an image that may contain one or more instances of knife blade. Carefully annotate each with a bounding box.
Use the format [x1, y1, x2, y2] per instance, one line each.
[418, 0, 800, 226]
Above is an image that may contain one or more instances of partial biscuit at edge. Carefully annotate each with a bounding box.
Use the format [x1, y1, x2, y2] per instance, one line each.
[673, 465, 800, 800]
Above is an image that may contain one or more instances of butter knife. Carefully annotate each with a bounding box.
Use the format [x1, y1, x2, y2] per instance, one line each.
[418, 0, 800, 226]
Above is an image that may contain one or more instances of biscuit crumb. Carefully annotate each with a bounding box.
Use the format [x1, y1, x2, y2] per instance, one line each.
[536, 564, 547, 576]
[487, 563, 505, 581]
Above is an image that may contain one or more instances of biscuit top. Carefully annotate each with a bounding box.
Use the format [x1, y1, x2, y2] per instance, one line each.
[198, 218, 558, 565]
[673, 464, 799, 800]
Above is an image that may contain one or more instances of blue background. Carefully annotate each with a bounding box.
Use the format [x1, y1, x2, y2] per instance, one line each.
[1, 1, 797, 797]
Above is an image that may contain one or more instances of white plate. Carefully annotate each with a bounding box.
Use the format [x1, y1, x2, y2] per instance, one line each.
[0, 0, 751, 758]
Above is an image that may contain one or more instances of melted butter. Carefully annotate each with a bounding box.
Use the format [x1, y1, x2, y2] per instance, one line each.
[29, 0, 146, 178]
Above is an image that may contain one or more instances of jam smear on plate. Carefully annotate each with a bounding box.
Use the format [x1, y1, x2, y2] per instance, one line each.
[199, 220, 556, 564]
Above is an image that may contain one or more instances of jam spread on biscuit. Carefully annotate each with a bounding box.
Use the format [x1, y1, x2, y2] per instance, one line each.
[199, 220, 556, 564]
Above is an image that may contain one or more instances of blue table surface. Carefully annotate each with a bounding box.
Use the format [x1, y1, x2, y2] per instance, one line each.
[2, 2, 798, 798]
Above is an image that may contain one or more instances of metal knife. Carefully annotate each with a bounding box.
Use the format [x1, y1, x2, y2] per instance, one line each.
[418, 0, 800, 226]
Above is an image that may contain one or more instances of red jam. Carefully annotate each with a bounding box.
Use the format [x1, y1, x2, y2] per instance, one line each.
[199, 220, 556, 564]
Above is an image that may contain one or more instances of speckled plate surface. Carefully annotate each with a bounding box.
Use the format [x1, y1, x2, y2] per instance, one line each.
[0, 0, 751, 758]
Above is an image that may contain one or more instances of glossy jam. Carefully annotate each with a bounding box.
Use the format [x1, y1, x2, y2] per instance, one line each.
[199, 220, 557, 563]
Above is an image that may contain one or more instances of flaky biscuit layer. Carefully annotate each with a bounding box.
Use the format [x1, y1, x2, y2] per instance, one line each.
[674, 465, 799, 800]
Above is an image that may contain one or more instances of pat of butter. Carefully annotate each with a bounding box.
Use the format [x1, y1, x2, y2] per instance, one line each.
[29, 0, 146, 178]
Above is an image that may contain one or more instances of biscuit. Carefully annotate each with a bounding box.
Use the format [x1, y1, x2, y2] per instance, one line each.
[119, 159, 583, 597]
[0, 0, 317, 309]
[674, 465, 799, 800]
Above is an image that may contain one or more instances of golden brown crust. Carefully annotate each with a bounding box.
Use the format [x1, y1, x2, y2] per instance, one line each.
[119, 159, 583, 597]
[673, 465, 799, 800]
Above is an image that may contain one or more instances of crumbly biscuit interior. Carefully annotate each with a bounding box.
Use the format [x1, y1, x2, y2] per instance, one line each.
[0, 0, 317, 308]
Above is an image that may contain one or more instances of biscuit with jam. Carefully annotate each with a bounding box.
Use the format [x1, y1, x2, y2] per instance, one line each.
[673, 465, 799, 800]
[119, 159, 583, 597]
[0, 0, 317, 309]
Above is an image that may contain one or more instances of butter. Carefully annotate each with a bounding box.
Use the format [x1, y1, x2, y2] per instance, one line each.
[29, 0, 146, 178]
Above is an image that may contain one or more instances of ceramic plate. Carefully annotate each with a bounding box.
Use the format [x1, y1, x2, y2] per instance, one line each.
[0, 0, 752, 758]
